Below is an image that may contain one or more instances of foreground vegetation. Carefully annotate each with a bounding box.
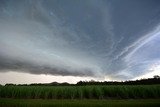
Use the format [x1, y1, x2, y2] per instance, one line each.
[1, 78, 160, 107]
[0, 85, 160, 99]
[0, 99, 160, 107]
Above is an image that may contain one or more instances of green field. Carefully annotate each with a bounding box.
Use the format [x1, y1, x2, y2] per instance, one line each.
[0, 85, 160, 107]
[0, 99, 160, 107]
[0, 85, 160, 99]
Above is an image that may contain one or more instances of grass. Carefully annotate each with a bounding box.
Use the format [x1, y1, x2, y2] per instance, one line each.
[0, 98, 160, 107]
[0, 85, 160, 99]
[0, 85, 160, 107]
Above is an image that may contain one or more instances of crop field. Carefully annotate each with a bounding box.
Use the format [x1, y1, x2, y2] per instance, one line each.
[0, 85, 160, 99]
[0, 85, 160, 107]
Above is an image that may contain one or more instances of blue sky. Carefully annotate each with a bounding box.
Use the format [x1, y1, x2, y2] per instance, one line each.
[0, 0, 160, 84]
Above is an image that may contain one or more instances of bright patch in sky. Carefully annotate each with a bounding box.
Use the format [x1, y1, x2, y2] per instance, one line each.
[134, 62, 160, 80]
[0, 71, 99, 85]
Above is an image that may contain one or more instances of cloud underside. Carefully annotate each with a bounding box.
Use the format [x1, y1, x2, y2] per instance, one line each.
[0, 0, 160, 80]
[0, 59, 94, 77]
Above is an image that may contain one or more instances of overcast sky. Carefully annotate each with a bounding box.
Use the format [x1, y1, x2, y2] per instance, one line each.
[0, 0, 160, 84]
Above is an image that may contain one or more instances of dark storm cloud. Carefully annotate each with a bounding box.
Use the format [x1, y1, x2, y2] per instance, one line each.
[0, 56, 94, 76]
[0, 0, 160, 80]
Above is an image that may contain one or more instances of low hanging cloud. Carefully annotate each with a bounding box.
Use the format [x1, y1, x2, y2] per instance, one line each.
[0, 19, 100, 77]
[0, 0, 160, 80]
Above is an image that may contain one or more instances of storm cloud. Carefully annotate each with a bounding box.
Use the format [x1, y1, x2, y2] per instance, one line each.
[0, 0, 160, 80]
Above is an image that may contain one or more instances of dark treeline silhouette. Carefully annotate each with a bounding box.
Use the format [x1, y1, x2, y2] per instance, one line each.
[4, 75, 160, 86]
[77, 76, 160, 86]
[5, 82, 71, 86]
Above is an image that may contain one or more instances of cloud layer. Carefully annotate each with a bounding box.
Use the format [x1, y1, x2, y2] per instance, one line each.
[0, 0, 160, 80]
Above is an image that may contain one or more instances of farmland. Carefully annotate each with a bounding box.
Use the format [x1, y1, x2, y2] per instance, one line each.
[0, 85, 160, 99]
[0, 85, 160, 106]
[0, 99, 160, 107]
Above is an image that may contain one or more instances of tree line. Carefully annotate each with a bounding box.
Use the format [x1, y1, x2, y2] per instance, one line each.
[3, 75, 160, 86]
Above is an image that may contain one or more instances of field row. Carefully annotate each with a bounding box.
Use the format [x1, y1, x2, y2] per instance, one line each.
[0, 99, 160, 107]
[0, 85, 160, 99]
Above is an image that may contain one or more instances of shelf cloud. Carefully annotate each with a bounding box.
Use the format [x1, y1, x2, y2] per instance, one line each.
[0, 0, 160, 80]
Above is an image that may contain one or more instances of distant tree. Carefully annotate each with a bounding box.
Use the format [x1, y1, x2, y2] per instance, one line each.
[77, 81, 83, 85]
[154, 75, 160, 79]
[5, 83, 16, 86]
